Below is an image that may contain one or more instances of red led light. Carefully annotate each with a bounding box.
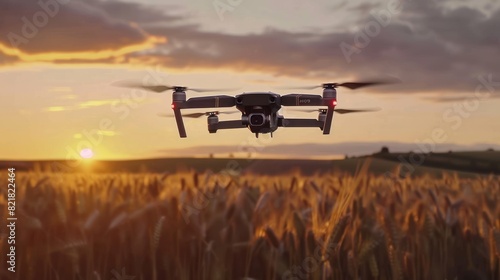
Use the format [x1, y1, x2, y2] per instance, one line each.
[171, 103, 176, 109]
[332, 99, 338, 106]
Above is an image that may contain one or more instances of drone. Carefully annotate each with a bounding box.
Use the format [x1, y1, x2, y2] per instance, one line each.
[116, 80, 395, 138]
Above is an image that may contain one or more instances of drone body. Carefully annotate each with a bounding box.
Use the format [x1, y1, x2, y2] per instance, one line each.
[116, 80, 393, 138]
[171, 85, 339, 138]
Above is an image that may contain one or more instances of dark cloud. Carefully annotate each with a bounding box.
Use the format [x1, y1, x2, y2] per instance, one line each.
[1, 0, 499, 97]
[347, 2, 384, 14]
[0, 0, 164, 57]
[87, 0, 183, 24]
[133, 0, 500, 95]
[139, 26, 336, 77]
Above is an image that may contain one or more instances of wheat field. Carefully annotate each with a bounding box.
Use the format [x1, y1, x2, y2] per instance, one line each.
[0, 167, 499, 280]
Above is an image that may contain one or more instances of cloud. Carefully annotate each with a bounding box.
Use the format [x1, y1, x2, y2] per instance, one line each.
[0, 0, 166, 62]
[90, 0, 183, 24]
[43, 97, 160, 112]
[133, 0, 500, 95]
[43, 98, 122, 112]
[1, 0, 499, 97]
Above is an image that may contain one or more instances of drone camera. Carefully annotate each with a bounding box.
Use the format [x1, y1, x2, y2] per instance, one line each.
[249, 113, 266, 126]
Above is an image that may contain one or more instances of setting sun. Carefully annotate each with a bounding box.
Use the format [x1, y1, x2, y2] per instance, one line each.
[79, 148, 94, 159]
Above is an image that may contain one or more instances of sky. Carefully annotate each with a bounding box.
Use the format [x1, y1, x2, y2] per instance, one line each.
[1, 0, 500, 160]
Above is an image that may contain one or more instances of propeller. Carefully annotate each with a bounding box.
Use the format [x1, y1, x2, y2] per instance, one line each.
[113, 81, 238, 93]
[158, 111, 240, 118]
[291, 108, 381, 114]
[334, 108, 381, 114]
[281, 77, 400, 91]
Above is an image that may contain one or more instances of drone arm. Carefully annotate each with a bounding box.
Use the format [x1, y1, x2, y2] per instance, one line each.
[217, 120, 246, 129]
[209, 120, 246, 133]
[280, 94, 323, 106]
[278, 118, 323, 128]
[181, 95, 236, 109]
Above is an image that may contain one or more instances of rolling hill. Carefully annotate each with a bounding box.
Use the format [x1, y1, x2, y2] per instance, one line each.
[1, 150, 498, 177]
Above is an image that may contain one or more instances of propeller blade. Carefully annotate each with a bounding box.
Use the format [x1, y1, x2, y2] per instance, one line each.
[189, 87, 239, 93]
[334, 108, 381, 114]
[113, 81, 238, 93]
[158, 111, 239, 118]
[280, 77, 400, 91]
[157, 113, 176, 118]
[158, 112, 207, 118]
[276, 85, 322, 91]
[289, 109, 321, 113]
[289, 108, 381, 114]
[336, 80, 397, 90]
[184, 112, 208, 118]
[112, 81, 174, 93]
